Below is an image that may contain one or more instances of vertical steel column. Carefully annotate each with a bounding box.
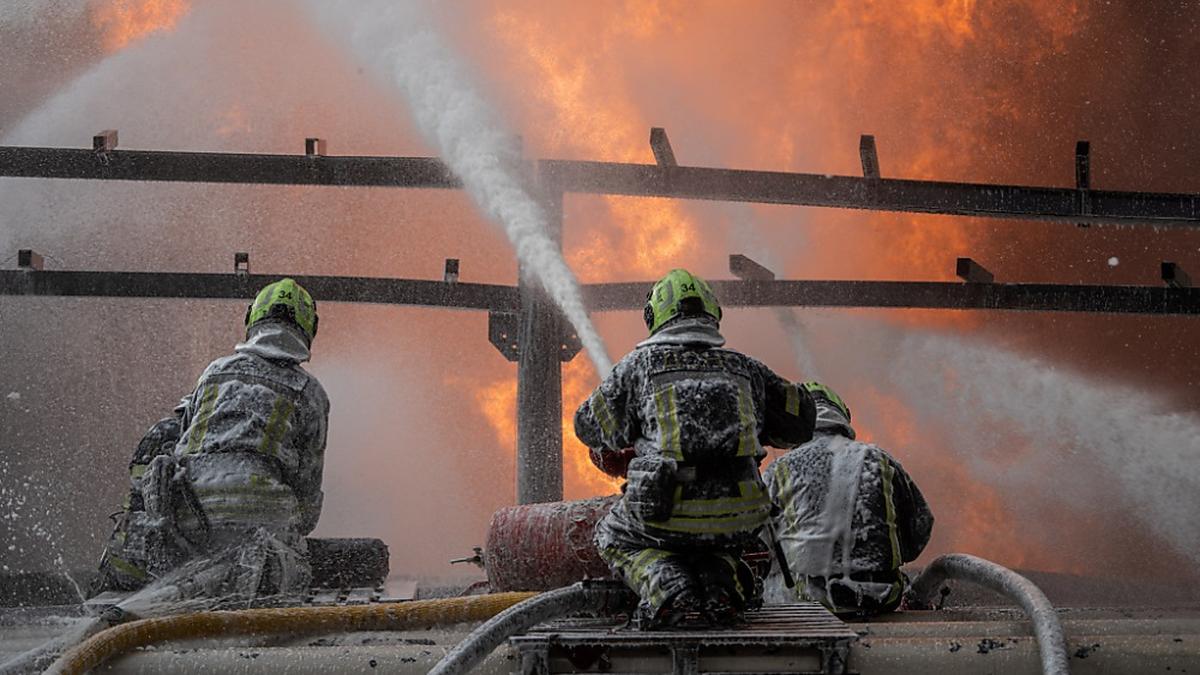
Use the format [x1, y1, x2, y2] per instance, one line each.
[516, 178, 564, 504]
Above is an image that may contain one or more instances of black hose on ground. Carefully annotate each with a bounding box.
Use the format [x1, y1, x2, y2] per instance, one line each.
[905, 553, 1069, 675]
[429, 582, 631, 675]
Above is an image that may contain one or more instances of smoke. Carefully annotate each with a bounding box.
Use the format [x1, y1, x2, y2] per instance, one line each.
[0, 0, 524, 579]
[308, 355, 506, 578]
[800, 312, 1200, 571]
[892, 330, 1200, 566]
[723, 204, 820, 380]
[0, 1, 86, 26]
[305, 0, 612, 375]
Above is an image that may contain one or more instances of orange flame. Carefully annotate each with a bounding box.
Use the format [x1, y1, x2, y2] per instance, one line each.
[91, 0, 191, 52]
[465, 0, 1144, 577]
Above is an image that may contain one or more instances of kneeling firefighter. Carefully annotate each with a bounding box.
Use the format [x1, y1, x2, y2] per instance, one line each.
[101, 278, 330, 602]
[763, 382, 934, 617]
[92, 411, 184, 594]
[575, 269, 816, 627]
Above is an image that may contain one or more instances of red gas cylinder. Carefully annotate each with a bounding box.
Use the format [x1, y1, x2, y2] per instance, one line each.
[484, 495, 620, 591]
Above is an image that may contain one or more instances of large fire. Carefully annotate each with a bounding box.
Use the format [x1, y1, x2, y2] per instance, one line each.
[18, 0, 1188, 581]
[464, 0, 1166, 576]
[90, 0, 191, 52]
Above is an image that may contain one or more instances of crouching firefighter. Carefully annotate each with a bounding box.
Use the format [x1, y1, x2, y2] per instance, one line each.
[763, 381, 934, 617]
[91, 410, 184, 594]
[97, 278, 330, 602]
[576, 269, 816, 628]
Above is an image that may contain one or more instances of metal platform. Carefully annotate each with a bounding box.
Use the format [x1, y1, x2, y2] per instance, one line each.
[509, 603, 859, 675]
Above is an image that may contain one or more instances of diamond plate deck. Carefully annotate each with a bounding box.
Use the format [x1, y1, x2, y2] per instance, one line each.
[510, 603, 859, 674]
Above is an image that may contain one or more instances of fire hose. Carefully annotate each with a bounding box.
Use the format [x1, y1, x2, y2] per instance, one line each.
[905, 553, 1069, 675]
[43, 592, 536, 675]
[429, 582, 633, 675]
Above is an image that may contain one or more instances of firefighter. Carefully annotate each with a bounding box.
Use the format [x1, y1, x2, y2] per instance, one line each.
[109, 278, 329, 600]
[763, 381, 934, 617]
[90, 410, 184, 595]
[576, 269, 816, 628]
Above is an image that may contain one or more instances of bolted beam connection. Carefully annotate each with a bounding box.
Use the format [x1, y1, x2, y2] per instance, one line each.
[487, 309, 582, 363]
[488, 311, 520, 361]
[956, 257, 994, 284]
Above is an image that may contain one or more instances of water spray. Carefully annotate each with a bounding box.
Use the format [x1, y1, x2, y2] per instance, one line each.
[305, 0, 612, 375]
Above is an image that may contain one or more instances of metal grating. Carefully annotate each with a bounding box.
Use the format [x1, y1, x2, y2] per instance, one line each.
[510, 603, 859, 675]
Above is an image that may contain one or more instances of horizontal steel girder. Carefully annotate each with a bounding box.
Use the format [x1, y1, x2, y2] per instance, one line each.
[581, 279, 1200, 315]
[0, 146, 461, 188]
[537, 159, 1200, 227]
[2, 145, 1200, 226]
[0, 270, 518, 310]
[1, 270, 1196, 316]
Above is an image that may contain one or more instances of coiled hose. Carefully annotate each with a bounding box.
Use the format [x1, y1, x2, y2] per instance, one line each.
[429, 582, 631, 675]
[906, 553, 1069, 675]
[44, 591, 536, 675]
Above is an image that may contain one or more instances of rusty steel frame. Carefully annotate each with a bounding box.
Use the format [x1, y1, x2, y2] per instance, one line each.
[3, 144, 1200, 227]
[3, 270, 1196, 316]
[3, 135, 1198, 504]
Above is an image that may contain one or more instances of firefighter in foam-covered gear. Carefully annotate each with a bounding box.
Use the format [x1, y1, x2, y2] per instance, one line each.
[576, 269, 816, 628]
[763, 381, 934, 617]
[119, 278, 330, 599]
[91, 409, 184, 595]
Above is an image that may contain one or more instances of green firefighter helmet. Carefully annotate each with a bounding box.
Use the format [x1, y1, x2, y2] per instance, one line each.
[245, 278, 318, 343]
[801, 381, 855, 439]
[643, 268, 722, 335]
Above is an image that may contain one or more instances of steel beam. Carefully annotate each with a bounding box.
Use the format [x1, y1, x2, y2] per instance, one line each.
[538, 159, 1200, 228]
[0, 146, 460, 188]
[0, 270, 518, 310]
[515, 181, 565, 504]
[4, 144, 1200, 227]
[581, 279, 1200, 315]
[2, 270, 1195, 316]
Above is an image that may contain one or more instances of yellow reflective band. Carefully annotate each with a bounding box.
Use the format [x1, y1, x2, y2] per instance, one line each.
[785, 383, 800, 416]
[880, 456, 901, 569]
[655, 385, 682, 460]
[647, 509, 769, 535]
[735, 383, 759, 457]
[192, 485, 295, 499]
[601, 546, 674, 607]
[626, 548, 674, 607]
[671, 481, 768, 517]
[590, 391, 618, 442]
[777, 462, 802, 530]
[130, 464, 148, 479]
[883, 579, 903, 607]
[715, 553, 746, 600]
[107, 555, 148, 581]
[186, 384, 220, 454]
[258, 396, 296, 457]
